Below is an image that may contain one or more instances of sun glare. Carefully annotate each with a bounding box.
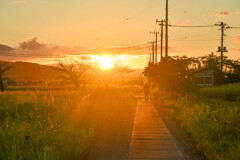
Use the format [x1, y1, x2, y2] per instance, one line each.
[98, 57, 113, 69]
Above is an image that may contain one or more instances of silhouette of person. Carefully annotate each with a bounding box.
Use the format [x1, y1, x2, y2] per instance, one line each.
[144, 83, 149, 101]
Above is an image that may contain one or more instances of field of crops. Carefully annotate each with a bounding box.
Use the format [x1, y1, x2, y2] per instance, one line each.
[0, 87, 137, 160]
[154, 84, 240, 160]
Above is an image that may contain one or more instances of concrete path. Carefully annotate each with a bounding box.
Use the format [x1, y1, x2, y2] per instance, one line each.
[127, 99, 185, 160]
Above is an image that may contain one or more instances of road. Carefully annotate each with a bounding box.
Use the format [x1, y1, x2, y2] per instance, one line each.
[127, 99, 185, 160]
[88, 96, 206, 160]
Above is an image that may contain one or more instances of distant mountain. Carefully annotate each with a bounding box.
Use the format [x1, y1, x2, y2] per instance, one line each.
[5, 61, 59, 83]
[0, 44, 14, 51]
[4, 61, 143, 85]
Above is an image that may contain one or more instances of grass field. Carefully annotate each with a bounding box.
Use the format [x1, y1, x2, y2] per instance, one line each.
[196, 83, 240, 102]
[0, 86, 138, 160]
[154, 84, 240, 160]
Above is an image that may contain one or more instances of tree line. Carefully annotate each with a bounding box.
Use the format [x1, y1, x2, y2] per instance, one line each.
[143, 54, 240, 93]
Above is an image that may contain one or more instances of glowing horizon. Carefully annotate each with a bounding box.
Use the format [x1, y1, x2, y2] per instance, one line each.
[0, 0, 240, 68]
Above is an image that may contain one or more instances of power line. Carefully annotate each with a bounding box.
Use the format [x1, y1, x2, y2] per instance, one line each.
[228, 27, 240, 29]
[114, 46, 149, 54]
[113, 43, 149, 52]
[169, 24, 214, 28]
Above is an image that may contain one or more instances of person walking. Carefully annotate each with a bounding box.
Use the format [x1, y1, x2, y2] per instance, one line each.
[144, 83, 149, 101]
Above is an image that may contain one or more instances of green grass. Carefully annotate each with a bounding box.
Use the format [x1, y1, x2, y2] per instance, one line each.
[0, 86, 138, 160]
[154, 84, 240, 160]
[196, 83, 240, 101]
[0, 89, 90, 160]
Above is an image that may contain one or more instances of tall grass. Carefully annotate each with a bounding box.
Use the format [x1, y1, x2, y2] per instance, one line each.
[154, 84, 240, 160]
[0, 86, 138, 160]
[196, 83, 240, 101]
[0, 89, 89, 160]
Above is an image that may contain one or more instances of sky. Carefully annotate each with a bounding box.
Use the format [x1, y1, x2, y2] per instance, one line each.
[0, 0, 240, 68]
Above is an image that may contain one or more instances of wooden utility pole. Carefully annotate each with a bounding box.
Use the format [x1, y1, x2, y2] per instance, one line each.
[160, 20, 164, 62]
[148, 41, 155, 64]
[157, 19, 165, 62]
[215, 22, 229, 72]
[165, 0, 168, 58]
[151, 42, 155, 64]
[149, 49, 152, 64]
[220, 22, 224, 72]
[154, 32, 159, 64]
[150, 31, 159, 64]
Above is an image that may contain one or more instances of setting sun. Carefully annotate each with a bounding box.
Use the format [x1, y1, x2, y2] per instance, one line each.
[98, 57, 114, 69]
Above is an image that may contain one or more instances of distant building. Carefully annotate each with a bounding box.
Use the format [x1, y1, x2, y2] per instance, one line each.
[194, 68, 214, 86]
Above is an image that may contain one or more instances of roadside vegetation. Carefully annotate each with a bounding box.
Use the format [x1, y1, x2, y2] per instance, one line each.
[153, 84, 240, 160]
[0, 89, 90, 159]
[196, 83, 240, 102]
[0, 86, 138, 160]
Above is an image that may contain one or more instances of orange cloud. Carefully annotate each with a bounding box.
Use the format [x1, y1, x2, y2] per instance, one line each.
[19, 37, 46, 50]
[216, 11, 230, 17]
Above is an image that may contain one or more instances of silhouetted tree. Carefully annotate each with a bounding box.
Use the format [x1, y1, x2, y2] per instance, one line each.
[199, 54, 240, 85]
[56, 58, 91, 88]
[0, 61, 11, 92]
[94, 60, 130, 88]
[144, 54, 240, 93]
[144, 56, 197, 93]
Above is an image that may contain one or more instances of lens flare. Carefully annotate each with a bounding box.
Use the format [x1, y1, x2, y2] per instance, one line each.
[98, 57, 113, 69]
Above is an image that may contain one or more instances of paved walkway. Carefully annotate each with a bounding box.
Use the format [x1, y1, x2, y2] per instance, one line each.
[127, 99, 185, 160]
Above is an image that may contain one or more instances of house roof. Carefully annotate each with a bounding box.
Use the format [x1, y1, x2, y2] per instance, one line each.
[194, 68, 214, 77]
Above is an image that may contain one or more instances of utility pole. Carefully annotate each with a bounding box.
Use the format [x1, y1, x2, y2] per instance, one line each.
[154, 32, 159, 64]
[165, 0, 169, 58]
[156, 19, 165, 62]
[150, 31, 159, 64]
[148, 41, 155, 64]
[215, 22, 229, 72]
[152, 42, 155, 64]
[148, 45, 152, 64]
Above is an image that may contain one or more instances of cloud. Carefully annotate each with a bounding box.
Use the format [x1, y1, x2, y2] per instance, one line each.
[179, 20, 190, 26]
[216, 11, 230, 17]
[0, 36, 183, 64]
[19, 37, 46, 50]
[234, 35, 240, 44]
